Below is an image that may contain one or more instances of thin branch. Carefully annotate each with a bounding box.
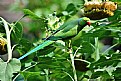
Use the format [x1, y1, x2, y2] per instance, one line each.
[70, 53, 77, 81]
[103, 43, 118, 54]
[11, 44, 18, 52]
[73, 45, 82, 58]
[44, 69, 50, 81]
[64, 71, 74, 81]
[13, 62, 38, 81]
[10, 15, 25, 33]
[0, 17, 12, 62]
[68, 40, 77, 81]
[14, 15, 25, 26]
[95, 37, 100, 61]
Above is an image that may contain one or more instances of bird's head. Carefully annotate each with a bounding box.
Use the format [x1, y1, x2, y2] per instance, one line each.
[78, 17, 91, 26]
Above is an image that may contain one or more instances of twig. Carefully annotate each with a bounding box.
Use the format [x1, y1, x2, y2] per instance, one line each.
[13, 62, 38, 81]
[95, 37, 100, 61]
[11, 44, 18, 52]
[73, 45, 82, 58]
[44, 69, 50, 81]
[70, 52, 77, 81]
[0, 17, 12, 62]
[103, 43, 118, 54]
[64, 71, 74, 81]
[68, 40, 77, 81]
[10, 15, 25, 33]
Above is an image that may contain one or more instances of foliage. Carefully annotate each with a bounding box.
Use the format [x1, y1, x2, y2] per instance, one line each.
[0, 58, 21, 81]
[0, 0, 121, 81]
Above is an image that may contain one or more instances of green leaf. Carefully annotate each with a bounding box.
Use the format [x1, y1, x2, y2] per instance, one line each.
[0, 33, 5, 37]
[11, 22, 23, 42]
[17, 38, 33, 55]
[91, 70, 110, 79]
[0, 58, 21, 81]
[37, 46, 56, 56]
[111, 0, 121, 5]
[113, 68, 121, 79]
[23, 9, 40, 19]
[90, 54, 121, 70]
[80, 41, 95, 54]
[108, 10, 121, 21]
[22, 71, 44, 81]
[65, 3, 77, 15]
[105, 66, 116, 76]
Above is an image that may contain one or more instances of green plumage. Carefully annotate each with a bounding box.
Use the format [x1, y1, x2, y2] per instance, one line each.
[18, 17, 90, 60]
[47, 17, 90, 40]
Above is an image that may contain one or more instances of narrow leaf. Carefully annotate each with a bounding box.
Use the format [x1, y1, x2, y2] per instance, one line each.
[23, 9, 40, 19]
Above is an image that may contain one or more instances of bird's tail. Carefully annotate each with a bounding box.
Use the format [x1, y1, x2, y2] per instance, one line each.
[18, 40, 54, 60]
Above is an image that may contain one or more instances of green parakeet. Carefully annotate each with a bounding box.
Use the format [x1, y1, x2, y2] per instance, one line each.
[46, 17, 91, 40]
[18, 17, 91, 60]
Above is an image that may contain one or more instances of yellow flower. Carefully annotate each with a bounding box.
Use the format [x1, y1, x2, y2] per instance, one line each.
[0, 38, 7, 51]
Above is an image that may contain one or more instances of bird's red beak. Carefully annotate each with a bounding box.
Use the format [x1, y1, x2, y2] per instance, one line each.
[87, 21, 91, 26]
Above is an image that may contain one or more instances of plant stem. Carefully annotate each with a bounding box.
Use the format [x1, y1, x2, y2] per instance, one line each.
[14, 15, 25, 26]
[64, 71, 74, 81]
[70, 52, 77, 81]
[9, 15, 25, 33]
[69, 47, 77, 81]
[103, 43, 118, 54]
[13, 62, 38, 81]
[0, 17, 12, 62]
[73, 45, 82, 57]
[68, 40, 77, 81]
[44, 69, 50, 81]
[95, 37, 100, 61]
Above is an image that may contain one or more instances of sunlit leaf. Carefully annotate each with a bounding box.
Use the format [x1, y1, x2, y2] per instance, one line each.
[23, 9, 40, 19]
[11, 22, 23, 42]
[0, 58, 21, 81]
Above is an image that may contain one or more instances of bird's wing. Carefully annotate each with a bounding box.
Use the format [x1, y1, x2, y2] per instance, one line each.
[51, 25, 78, 40]
[62, 20, 78, 33]
[53, 19, 78, 34]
